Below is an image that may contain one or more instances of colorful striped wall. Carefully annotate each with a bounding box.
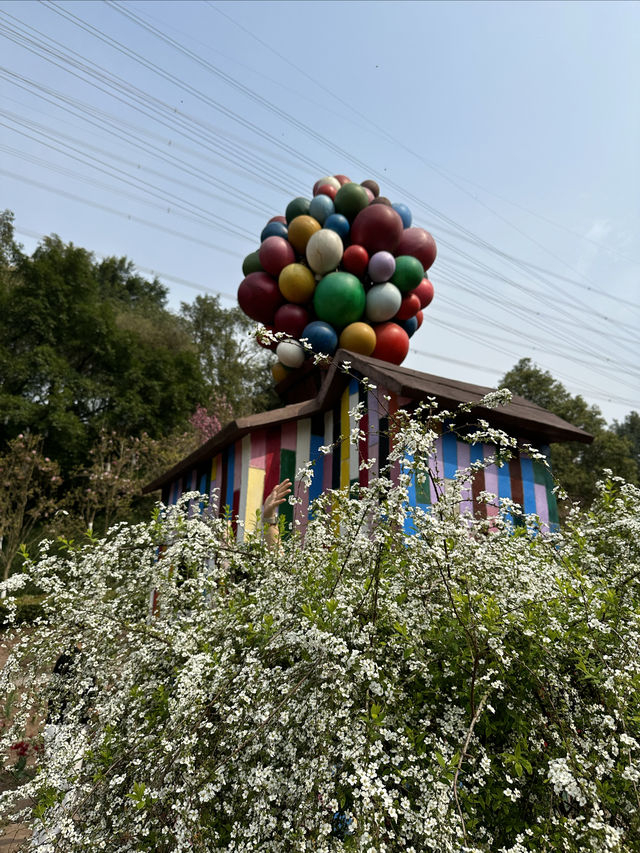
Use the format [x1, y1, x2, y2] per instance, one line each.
[163, 378, 559, 536]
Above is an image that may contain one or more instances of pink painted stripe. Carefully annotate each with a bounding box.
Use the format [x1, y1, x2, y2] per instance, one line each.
[250, 430, 266, 469]
[367, 390, 380, 479]
[534, 482, 550, 527]
[483, 444, 500, 517]
[457, 441, 473, 515]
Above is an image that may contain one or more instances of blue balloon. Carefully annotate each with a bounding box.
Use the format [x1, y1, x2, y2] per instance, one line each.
[260, 221, 288, 242]
[301, 320, 338, 355]
[323, 213, 350, 241]
[308, 193, 335, 225]
[392, 203, 412, 229]
[395, 316, 418, 337]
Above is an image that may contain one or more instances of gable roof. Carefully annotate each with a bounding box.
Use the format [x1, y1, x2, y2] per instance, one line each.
[143, 350, 592, 493]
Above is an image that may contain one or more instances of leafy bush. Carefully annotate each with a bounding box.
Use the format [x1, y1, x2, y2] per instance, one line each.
[0, 594, 45, 628]
[1, 393, 639, 852]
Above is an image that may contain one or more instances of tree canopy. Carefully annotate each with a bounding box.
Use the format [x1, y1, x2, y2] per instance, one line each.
[0, 217, 205, 473]
[501, 358, 638, 507]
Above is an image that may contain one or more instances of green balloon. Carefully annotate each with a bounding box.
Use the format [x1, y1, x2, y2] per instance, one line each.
[242, 250, 263, 276]
[334, 183, 369, 221]
[313, 272, 365, 327]
[392, 255, 424, 293]
[285, 197, 311, 224]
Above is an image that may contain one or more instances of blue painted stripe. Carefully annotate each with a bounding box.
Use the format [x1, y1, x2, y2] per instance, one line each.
[520, 457, 536, 515]
[442, 429, 458, 479]
[470, 443, 484, 464]
[309, 434, 325, 504]
[404, 452, 418, 534]
[497, 459, 512, 500]
[225, 449, 235, 512]
[349, 376, 359, 396]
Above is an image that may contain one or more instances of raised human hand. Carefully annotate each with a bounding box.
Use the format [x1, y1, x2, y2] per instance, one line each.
[262, 478, 292, 523]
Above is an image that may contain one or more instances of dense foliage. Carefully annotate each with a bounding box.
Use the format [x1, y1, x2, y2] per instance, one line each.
[501, 358, 639, 508]
[0, 211, 275, 557]
[1, 391, 639, 852]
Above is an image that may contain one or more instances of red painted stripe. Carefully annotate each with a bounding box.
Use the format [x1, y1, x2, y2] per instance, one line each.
[264, 427, 281, 498]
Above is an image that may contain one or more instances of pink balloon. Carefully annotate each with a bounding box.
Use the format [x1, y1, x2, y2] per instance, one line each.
[395, 228, 437, 271]
[259, 236, 296, 277]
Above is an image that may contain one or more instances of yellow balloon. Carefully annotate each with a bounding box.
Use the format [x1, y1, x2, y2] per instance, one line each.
[339, 322, 377, 356]
[287, 215, 321, 254]
[271, 361, 290, 384]
[278, 263, 316, 303]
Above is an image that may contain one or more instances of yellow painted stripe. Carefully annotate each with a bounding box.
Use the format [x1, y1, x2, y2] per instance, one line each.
[211, 456, 217, 480]
[245, 466, 266, 535]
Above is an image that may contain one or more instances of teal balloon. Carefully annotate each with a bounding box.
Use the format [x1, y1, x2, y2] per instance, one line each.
[313, 272, 365, 328]
[285, 197, 311, 224]
[308, 193, 334, 225]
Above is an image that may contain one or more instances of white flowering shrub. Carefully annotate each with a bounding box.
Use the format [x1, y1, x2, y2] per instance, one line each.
[1, 398, 640, 852]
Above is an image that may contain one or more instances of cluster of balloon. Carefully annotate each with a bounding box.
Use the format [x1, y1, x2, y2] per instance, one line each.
[237, 175, 436, 382]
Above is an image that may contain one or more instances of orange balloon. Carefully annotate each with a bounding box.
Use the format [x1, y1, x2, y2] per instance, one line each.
[287, 215, 322, 254]
[339, 322, 377, 356]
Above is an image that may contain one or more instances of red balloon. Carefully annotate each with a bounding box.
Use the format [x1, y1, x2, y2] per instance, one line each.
[334, 174, 351, 185]
[372, 322, 410, 365]
[273, 303, 310, 339]
[414, 278, 434, 308]
[416, 310, 424, 329]
[259, 236, 296, 277]
[237, 272, 283, 325]
[317, 184, 338, 200]
[395, 228, 437, 271]
[268, 215, 287, 225]
[350, 205, 404, 255]
[395, 292, 421, 320]
[342, 244, 369, 278]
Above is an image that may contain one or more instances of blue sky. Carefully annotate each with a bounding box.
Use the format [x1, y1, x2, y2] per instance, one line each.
[1, 0, 638, 423]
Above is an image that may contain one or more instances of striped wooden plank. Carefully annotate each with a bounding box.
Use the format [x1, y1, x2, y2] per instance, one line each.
[340, 386, 350, 489]
[294, 418, 311, 532]
[457, 440, 473, 515]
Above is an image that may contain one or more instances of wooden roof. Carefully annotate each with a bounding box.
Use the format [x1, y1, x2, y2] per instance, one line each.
[143, 350, 592, 493]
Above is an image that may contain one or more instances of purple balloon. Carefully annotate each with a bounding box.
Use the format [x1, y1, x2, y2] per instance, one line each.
[368, 251, 396, 283]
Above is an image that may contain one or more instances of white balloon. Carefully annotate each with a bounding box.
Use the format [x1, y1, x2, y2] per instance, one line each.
[365, 282, 402, 322]
[315, 175, 341, 192]
[306, 229, 344, 274]
[276, 340, 305, 369]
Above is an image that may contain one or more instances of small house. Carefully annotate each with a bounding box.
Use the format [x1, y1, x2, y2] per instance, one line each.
[143, 351, 591, 535]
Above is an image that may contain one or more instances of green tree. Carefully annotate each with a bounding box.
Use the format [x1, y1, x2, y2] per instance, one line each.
[501, 358, 638, 506]
[0, 227, 205, 473]
[614, 410, 640, 470]
[181, 294, 277, 420]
